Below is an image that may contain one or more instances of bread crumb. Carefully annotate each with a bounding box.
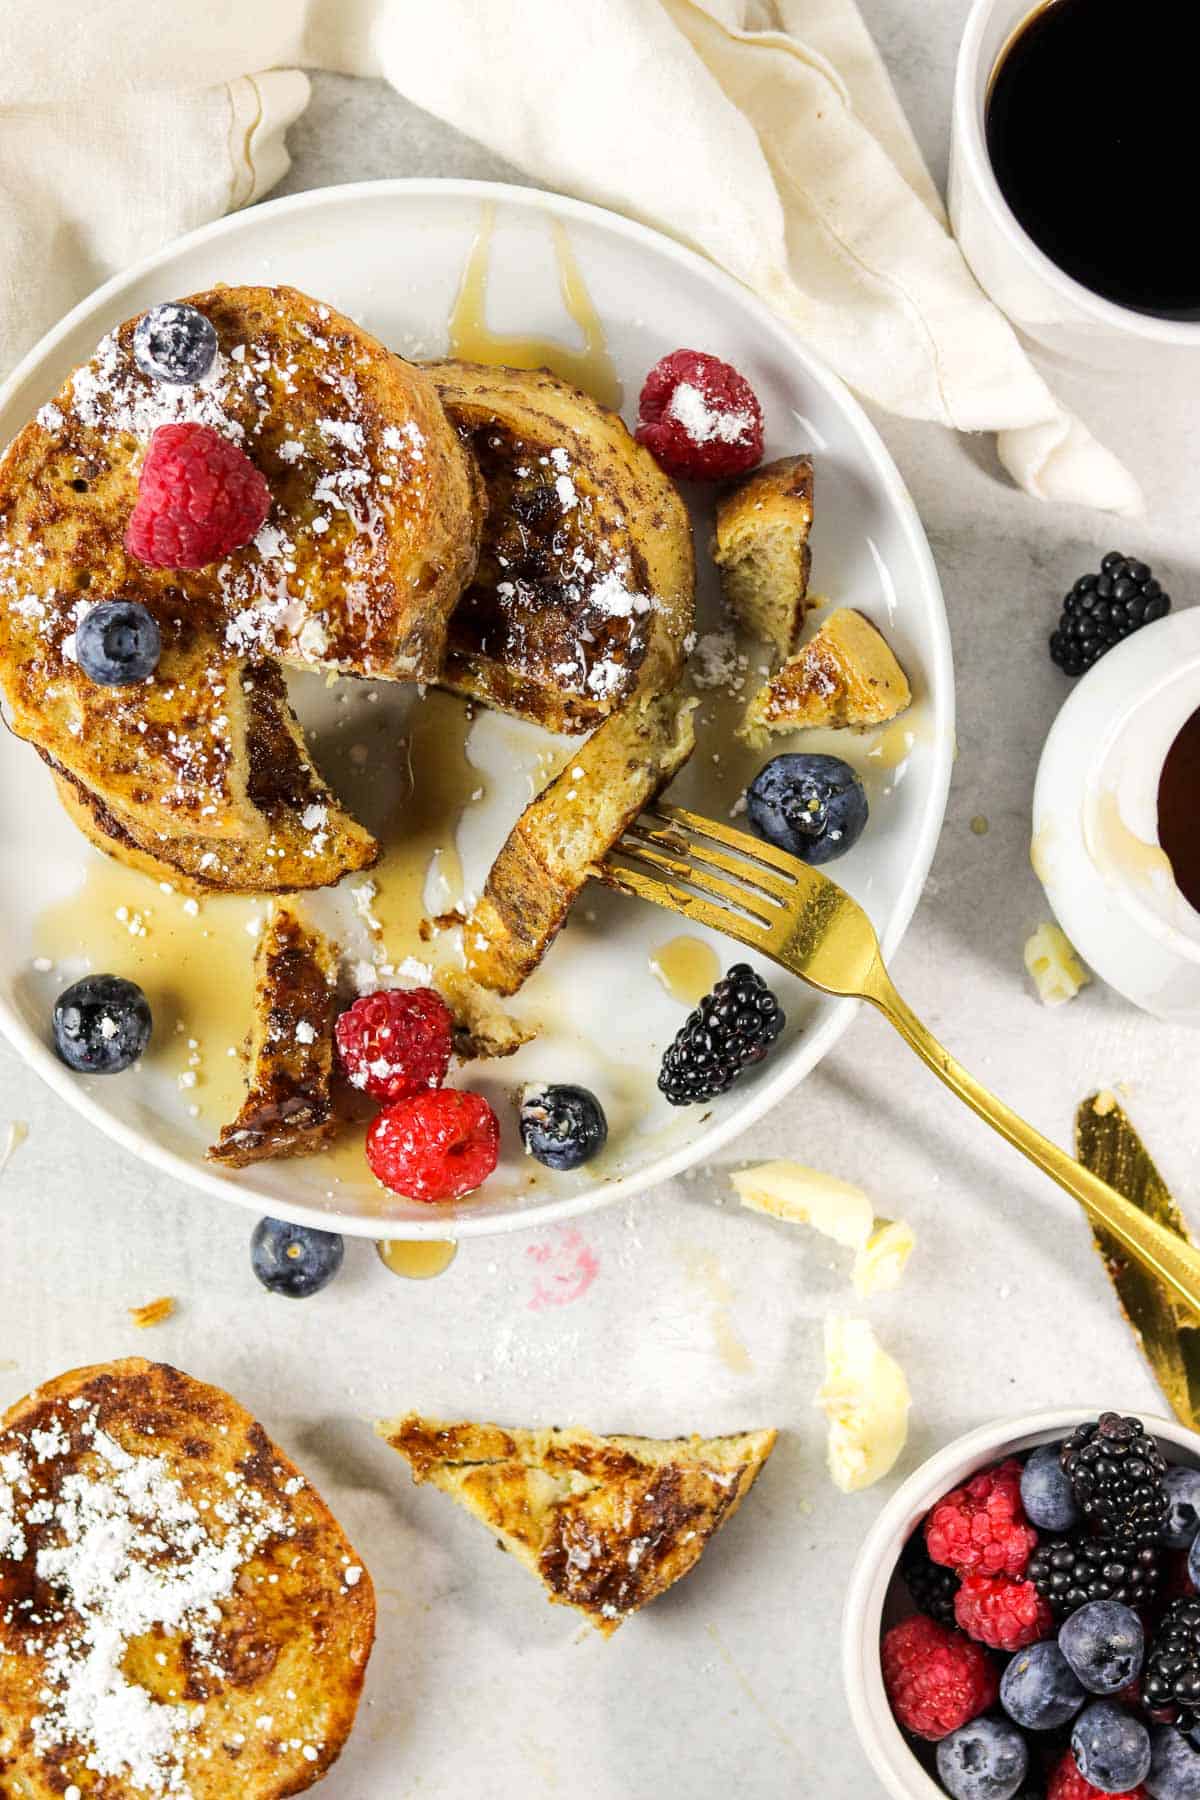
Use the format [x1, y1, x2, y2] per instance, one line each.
[129, 1296, 175, 1329]
[1024, 922, 1090, 1006]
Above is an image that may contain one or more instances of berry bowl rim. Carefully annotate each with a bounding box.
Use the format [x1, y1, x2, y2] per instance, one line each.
[840, 1406, 1200, 1800]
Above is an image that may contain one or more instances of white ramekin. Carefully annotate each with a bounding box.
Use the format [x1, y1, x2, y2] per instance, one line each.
[1033, 610, 1200, 1024]
[949, 0, 1200, 362]
[842, 1408, 1200, 1800]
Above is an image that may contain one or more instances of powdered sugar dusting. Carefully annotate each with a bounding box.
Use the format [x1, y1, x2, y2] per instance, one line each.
[667, 380, 755, 446]
[1, 1400, 290, 1796]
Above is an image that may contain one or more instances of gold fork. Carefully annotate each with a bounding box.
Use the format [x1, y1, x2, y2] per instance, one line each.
[599, 802, 1200, 1321]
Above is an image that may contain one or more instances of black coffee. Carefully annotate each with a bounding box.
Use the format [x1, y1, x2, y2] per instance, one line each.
[986, 0, 1200, 320]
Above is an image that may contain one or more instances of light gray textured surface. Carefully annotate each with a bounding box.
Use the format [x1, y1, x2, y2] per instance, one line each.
[3, 12, 1199, 1797]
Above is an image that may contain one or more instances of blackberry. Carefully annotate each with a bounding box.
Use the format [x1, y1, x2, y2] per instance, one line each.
[1049, 551, 1170, 676]
[657, 963, 784, 1106]
[900, 1530, 961, 1628]
[1061, 1413, 1169, 1547]
[1143, 1596, 1200, 1727]
[1029, 1532, 1162, 1620]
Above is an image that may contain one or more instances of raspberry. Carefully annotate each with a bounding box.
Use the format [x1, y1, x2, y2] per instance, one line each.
[926, 1458, 1039, 1580]
[366, 1089, 499, 1203]
[881, 1615, 999, 1741]
[954, 1574, 1054, 1651]
[335, 988, 453, 1103]
[126, 422, 271, 569]
[1047, 1748, 1147, 1800]
[635, 349, 764, 480]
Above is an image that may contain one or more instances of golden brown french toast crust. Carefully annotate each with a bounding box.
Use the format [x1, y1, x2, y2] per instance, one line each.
[0, 1359, 374, 1799]
[379, 1415, 776, 1636]
[427, 360, 695, 735]
[0, 284, 478, 892]
[210, 905, 342, 1168]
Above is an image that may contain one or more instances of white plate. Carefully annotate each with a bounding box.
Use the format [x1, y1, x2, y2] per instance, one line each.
[0, 178, 953, 1239]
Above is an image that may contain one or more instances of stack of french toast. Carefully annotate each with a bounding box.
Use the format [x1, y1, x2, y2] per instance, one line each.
[0, 284, 699, 1002]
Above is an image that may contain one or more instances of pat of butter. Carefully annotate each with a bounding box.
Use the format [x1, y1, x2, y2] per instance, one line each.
[815, 1316, 910, 1493]
[732, 1160, 873, 1251]
[1024, 922, 1090, 1006]
[852, 1219, 916, 1299]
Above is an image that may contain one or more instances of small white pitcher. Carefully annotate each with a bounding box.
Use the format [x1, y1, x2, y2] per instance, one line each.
[1033, 610, 1200, 1021]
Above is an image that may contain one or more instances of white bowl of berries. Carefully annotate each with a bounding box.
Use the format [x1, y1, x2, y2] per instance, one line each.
[842, 1410, 1200, 1800]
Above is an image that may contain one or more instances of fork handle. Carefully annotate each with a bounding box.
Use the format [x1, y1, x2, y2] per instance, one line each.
[864, 967, 1200, 1321]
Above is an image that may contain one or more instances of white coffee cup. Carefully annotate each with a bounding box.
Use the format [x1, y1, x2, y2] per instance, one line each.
[949, 0, 1200, 362]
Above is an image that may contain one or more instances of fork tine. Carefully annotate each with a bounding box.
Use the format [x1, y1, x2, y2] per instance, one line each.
[598, 860, 775, 952]
[624, 815, 797, 903]
[608, 836, 782, 925]
[649, 802, 813, 881]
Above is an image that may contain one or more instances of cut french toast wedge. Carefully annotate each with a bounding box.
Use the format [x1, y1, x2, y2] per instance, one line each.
[464, 686, 697, 995]
[376, 1413, 776, 1636]
[0, 284, 481, 893]
[0, 1358, 374, 1798]
[712, 454, 814, 659]
[427, 360, 695, 734]
[210, 903, 342, 1167]
[742, 607, 912, 739]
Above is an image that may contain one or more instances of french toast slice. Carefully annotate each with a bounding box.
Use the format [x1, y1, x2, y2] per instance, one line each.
[209, 903, 342, 1167]
[376, 1414, 775, 1636]
[742, 606, 911, 739]
[712, 454, 814, 658]
[464, 687, 697, 995]
[0, 284, 481, 893]
[426, 360, 695, 734]
[43, 658, 376, 895]
[0, 1358, 374, 1798]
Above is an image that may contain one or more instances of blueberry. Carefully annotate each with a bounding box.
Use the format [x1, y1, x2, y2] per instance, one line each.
[1020, 1442, 1081, 1533]
[1187, 1528, 1200, 1593]
[133, 302, 217, 384]
[75, 601, 161, 686]
[1072, 1701, 1152, 1793]
[52, 974, 152, 1074]
[250, 1218, 344, 1299]
[746, 754, 868, 865]
[519, 1084, 608, 1171]
[935, 1716, 1029, 1800]
[1001, 1639, 1087, 1731]
[1147, 1725, 1200, 1799]
[1060, 1600, 1144, 1695]
[1163, 1466, 1200, 1549]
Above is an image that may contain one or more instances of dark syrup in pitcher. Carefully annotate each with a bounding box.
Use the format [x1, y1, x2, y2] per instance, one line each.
[1158, 706, 1200, 913]
[986, 0, 1200, 320]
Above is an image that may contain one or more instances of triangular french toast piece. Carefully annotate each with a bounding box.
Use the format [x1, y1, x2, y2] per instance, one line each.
[0, 284, 481, 893]
[376, 1414, 776, 1635]
[209, 902, 342, 1167]
[463, 685, 696, 995]
[741, 606, 911, 739]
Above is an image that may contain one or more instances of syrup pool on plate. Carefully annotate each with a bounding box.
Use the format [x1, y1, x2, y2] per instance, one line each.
[650, 935, 721, 1007]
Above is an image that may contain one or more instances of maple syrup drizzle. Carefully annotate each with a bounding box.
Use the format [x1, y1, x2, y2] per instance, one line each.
[448, 203, 621, 408]
[1091, 789, 1174, 892]
[650, 935, 721, 1007]
[376, 1239, 458, 1280]
[34, 860, 258, 1125]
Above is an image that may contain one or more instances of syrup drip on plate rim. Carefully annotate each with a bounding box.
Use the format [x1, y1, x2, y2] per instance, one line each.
[448, 202, 622, 407]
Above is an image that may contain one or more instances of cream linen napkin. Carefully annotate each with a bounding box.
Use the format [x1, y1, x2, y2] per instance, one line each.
[0, 0, 1139, 513]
